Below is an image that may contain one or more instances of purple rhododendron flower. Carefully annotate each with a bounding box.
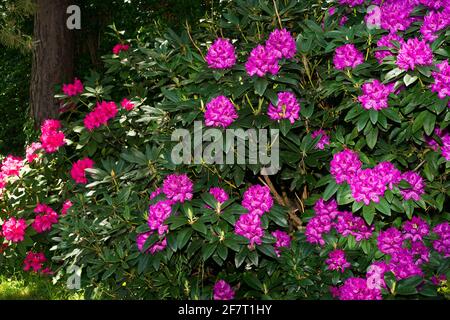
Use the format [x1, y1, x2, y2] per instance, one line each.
[339, 0, 364, 7]
[162, 173, 193, 203]
[213, 280, 235, 300]
[433, 222, 450, 257]
[234, 212, 264, 247]
[375, 33, 404, 64]
[333, 44, 364, 70]
[326, 249, 351, 272]
[431, 60, 450, 99]
[311, 129, 330, 150]
[350, 168, 387, 205]
[205, 38, 237, 69]
[336, 277, 382, 300]
[330, 149, 362, 184]
[272, 230, 291, 256]
[377, 227, 404, 255]
[399, 171, 425, 201]
[245, 45, 280, 77]
[241, 184, 273, 216]
[396, 38, 433, 71]
[379, 0, 415, 33]
[374, 161, 402, 190]
[402, 216, 430, 242]
[420, 10, 450, 43]
[358, 79, 394, 111]
[204, 96, 238, 128]
[209, 187, 229, 204]
[267, 91, 301, 124]
[265, 29, 297, 59]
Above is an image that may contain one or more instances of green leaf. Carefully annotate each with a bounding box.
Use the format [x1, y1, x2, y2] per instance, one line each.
[202, 243, 217, 261]
[243, 273, 263, 291]
[176, 228, 193, 250]
[423, 112, 436, 136]
[403, 74, 418, 87]
[375, 197, 391, 216]
[192, 221, 207, 235]
[254, 78, 268, 96]
[366, 127, 378, 149]
[323, 180, 339, 201]
[257, 244, 278, 258]
[362, 204, 375, 225]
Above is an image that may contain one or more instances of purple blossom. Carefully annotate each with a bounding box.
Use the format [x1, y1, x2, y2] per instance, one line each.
[380, 0, 415, 33]
[311, 129, 330, 150]
[313, 198, 339, 219]
[389, 249, 423, 280]
[326, 249, 351, 272]
[339, 0, 364, 7]
[432, 222, 450, 257]
[305, 214, 333, 246]
[205, 38, 236, 69]
[272, 230, 291, 256]
[431, 60, 450, 99]
[400, 171, 425, 201]
[209, 187, 229, 204]
[350, 168, 387, 205]
[267, 91, 301, 124]
[136, 232, 167, 255]
[419, 0, 450, 9]
[234, 212, 264, 247]
[377, 227, 404, 255]
[402, 216, 430, 242]
[334, 211, 374, 241]
[330, 149, 362, 184]
[358, 79, 394, 111]
[147, 200, 173, 234]
[213, 280, 235, 300]
[396, 38, 433, 71]
[245, 45, 280, 77]
[242, 184, 273, 216]
[375, 33, 404, 64]
[420, 10, 450, 43]
[162, 173, 194, 203]
[374, 161, 402, 190]
[366, 261, 390, 290]
[337, 277, 382, 300]
[333, 44, 364, 70]
[204, 96, 238, 128]
[265, 29, 297, 59]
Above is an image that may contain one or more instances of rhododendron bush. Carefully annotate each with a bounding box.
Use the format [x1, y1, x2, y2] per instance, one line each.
[1, 0, 450, 300]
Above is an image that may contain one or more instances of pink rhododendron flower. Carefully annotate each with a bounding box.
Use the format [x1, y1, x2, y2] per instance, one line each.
[136, 232, 167, 255]
[333, 44, 364, 70]
[431, 60, 450, 99]
[213, 280, 235, 300]
[1, 155, 23, 177]
[326, 249, 351, 272]
[409, 240, 430, 265]
[330, 149, 362, 184]
[432, 222, 450, 257]
[366, 261, 390, 289]
[63, 78, 84, 96]
[1, 217, 26, 242]
[336, 277, 382, 300]
[25, 142, 42, 163]
[396, 38, 433, 71]
[112, 43, 130, 55]
[402, 217, 430, 242]
[205, 38, 236, 69]
[0, 172, 7, 190]
[204, 96, 238, 128]
[311, 129, 330, 150]
[32, 203, 59, 233]
[121, 98, 135, 111]
[149, 188, 162, 200]
[375, 33, 404, 64]
[374, 161, 402, 190]
[234, 212, 264, 247]
[350, 168, 387, 205]
[389, 249, 423, 280]
[419, 0, 449, 9]
[272, 230, 291, 256]
[377, 227, 404, 255]
[84, 101, 119, 131]
[70, 158, 94, 184]
[209, 187, 229, 204]
[400, 171, 425, 201]
[148, 200, 173, 234]
[334, 211, 374, 241]
[245, 45, 280, 77]
[420, 10, 450, 43]
[162, 173, 193, 203]
[265, 29, 297, 59]
[314, 198, 339, 219]
[61, 200, 73, 215]
[379, 0, 415, 33]
[267, 91, 300, 124]
[23, 252, 46, 272]
[40, 119, 66, 153]
[305, 214, 333, 246]
[358, 79, 394, 111]
[241, 184, 273, 216]
[431, 274, 447, 285]
[442, 135, 450, 161]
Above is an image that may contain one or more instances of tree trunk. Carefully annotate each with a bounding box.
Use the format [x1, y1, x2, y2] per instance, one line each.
[30, 0, 74, 126]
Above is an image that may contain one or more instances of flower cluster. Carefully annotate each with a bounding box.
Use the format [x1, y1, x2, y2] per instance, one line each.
[399, 171, 426, 201]
[358, 80, 395, 111]
[213, 280, 235, 300]
[70, 158, 94, 184]
[333, 44, 364, 70]
[431, 60, 450, 99]
[120, 98, 135, 111]
[23, 252, 47, 273]
[209, 187, 229, 204]
[84, 101, 119, 131]
[426, 127, 450, 161]
[112, 43, 130, 55]
[204, 96, 238, 128]
[375, 33, 404, 64]
[1, 217, 26, 243]
[433, 222, 450, 257]
[330, 149, 362, 184]
[25, 142, 42, 163]
[62, 78, 84, 97]
[205, 38, 236, 69]
[272, 230, 291, 256]
[326, 249, 351, 272]
[379, 0, 415, 33]
[245, 29, 296, 77]
[396, 38, 433, 71]
[311, 129, 330, 150]
[305, 198, 373, 246]
[267, 91, 301, 124]
[234, 212, 264, 247]
[1, 155, 23, 177]
[61, 200, 73, 215]
[420, 10, 450, 43]
[32, 203, 59, 233]
[40, 119, 66, 153]
[162, 173, 194, 203]
[335, 277, 382, 300]
[136, 231, 167, 255]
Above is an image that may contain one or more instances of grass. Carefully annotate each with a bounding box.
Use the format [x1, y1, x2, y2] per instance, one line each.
[0, 273, 84, 300]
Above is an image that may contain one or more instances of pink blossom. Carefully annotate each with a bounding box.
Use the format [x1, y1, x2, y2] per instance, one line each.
[25, 142, 42, 163]
[70, 158, 94, 184]
[432, 222, 450, 257]
[204, 96, 238, 128]
[241, 184, 273, 216]
[305, 215, 333, 246]
[396, 38, 433, 71]
[40, 119, 66, 153]
[32, 203, 58, 233]
[136, 232, 167, 255]
[209, 187, 229, 204]
[121, 98, 135, 111]
[83, 101, 119, 131]
[265, 29, 297, 59]
[431, 60, 450, 99]
[389, 249, 423, 280]
[162, 173, 193, 203]
[148, 200, 173, 233]
[213, 280, 235, 300]
[1, 155, 23, 177]
[334, 211, 374, 241]
[267, 91, 301, 124]
[234, 212, 264, 247]
[330, 149, 362, 184]
[337, 277, 382, 300]
[350, 168, 387, 205]
[420, 10, 450, 43]
[205, 38, 236, 69]
[113, 44, 130, 55]
[245, 45, 280, 77]
[23, 252, 46, 272]
[326, 249, 351, 272]
[1, 217, 26, 242]
[63, 78, 84, 97]
[374, 161, 402, 190]
[400, 171, 425, 201]
[379, 0, 415, 33]
[358, 79, 394, 111]
[333, 44, 364, 70]
[375, 33, 404, 64]
[149, 188, 162, 200]
[272, 230, 291, 256]
[402, 216, 429, 242]
[311, 129, 330, 150]
[366, 261, 390, 289]
[339, 0, 364, 7]
[377, 227, 404, 255]
[314, 198, 339, 219]
[61, 200, 73, 215]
